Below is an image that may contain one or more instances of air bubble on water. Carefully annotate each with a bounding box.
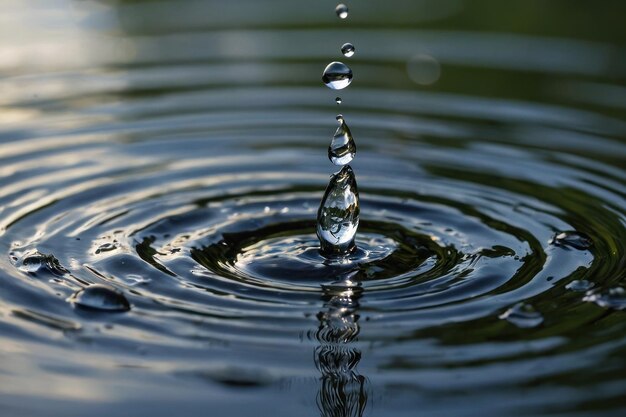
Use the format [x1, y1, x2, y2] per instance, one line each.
[499, 302, 543, 328]
[583, 287, 626, 310]
[317, 165, 360, 256]
[19, 253, 44, 273]
[566, 279, 594, 292]
[19, 250, 68, 276]
[335, 4, 348, 19]
[341, 43, 355, 57]
[551, 231, 592, 250]
[123, 274, 151, 286]
[322, 61, 353, 90]
[335, 97, 342, 105]
[95, 243, 117, 254]
[69, 284, 130, 312]
[329, 114, 356, 166]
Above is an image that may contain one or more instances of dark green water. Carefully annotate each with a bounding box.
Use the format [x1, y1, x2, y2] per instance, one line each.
[0, 1, 625, 416]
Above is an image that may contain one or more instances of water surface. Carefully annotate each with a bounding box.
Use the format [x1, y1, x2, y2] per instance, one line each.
[1, 1, 625, 416]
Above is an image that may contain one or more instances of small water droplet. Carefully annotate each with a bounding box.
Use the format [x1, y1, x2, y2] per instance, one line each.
[583, 287, 626, 310]
[341, 43, 355, 57]
[566, 279, 594, 292]
[19, 250, 68, 275]
[329, 115, 356, 166]
[335, 97, 342, 105]
[69, 284, 130, 312]
[322, 61, 353, 90]
[551, 231, 592, 250]
[335, 4, 348, 19]
[499, 302, 543, 328]
[317, 165, 360, 256]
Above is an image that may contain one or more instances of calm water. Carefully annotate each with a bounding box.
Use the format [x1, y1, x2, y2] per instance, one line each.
[1, 1, 625, 416]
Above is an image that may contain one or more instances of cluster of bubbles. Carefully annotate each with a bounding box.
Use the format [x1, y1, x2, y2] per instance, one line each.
[318, 4, 359, 257]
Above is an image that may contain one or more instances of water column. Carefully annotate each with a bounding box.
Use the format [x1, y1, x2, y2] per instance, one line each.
[318, 4, 360, 257]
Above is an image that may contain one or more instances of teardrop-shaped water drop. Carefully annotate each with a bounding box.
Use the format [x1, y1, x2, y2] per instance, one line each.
[329, 115, 356, 165]
[335, 97, 342, 105]
[70, 284, 130, 312]
[317, 165, 360, 257]
[341, 43, 355, 57]
[335, 4, 348, 19]
[322, 61, 353, 90]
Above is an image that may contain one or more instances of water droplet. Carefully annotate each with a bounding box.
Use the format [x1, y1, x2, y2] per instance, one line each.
[551, 231, 592, 250]
[18, 250, 68, 275]
[329, 115, 356, 166]
[499, 303, 543, 328]
[341, 43, 355, 57]
[566, 279, 594, 292]
[335, 97, 342, 105]
[583, 287, 626, 310]
[317, 165, 360, 256]
[69, 284, 130, 312]
[95, 243, 117, 254]
[335, 4, 348, 19]
[322, 61, 353, 90]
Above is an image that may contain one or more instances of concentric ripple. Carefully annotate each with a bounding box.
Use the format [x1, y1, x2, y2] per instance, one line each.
[0, 1, 625, 416]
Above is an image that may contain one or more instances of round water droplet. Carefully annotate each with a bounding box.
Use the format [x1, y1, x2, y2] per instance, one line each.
[335, 97, 342, 105]
[322, 61, 353, 90]
[335, 4, 348, 19]
[329, 115, 356, 166]
[341, 43, 355, 57]
[551, 231, 592, 250]
[317, 165, 360, 257]
[498, 302, 543, 328]
[70, 284, 130, 312]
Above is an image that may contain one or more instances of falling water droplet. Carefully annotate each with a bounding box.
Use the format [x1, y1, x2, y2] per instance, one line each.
[69, 284, 131, 312]
[317, 165, 360, 256]
[335, 4, 348, 19]
[335, 97, 342, 105]
[551, 231, 592, 250]
[329, 115, 356, 165]
[341, 43, 355, 57]
[499, 302, 543, 328]
[322, 61, 353, 90]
